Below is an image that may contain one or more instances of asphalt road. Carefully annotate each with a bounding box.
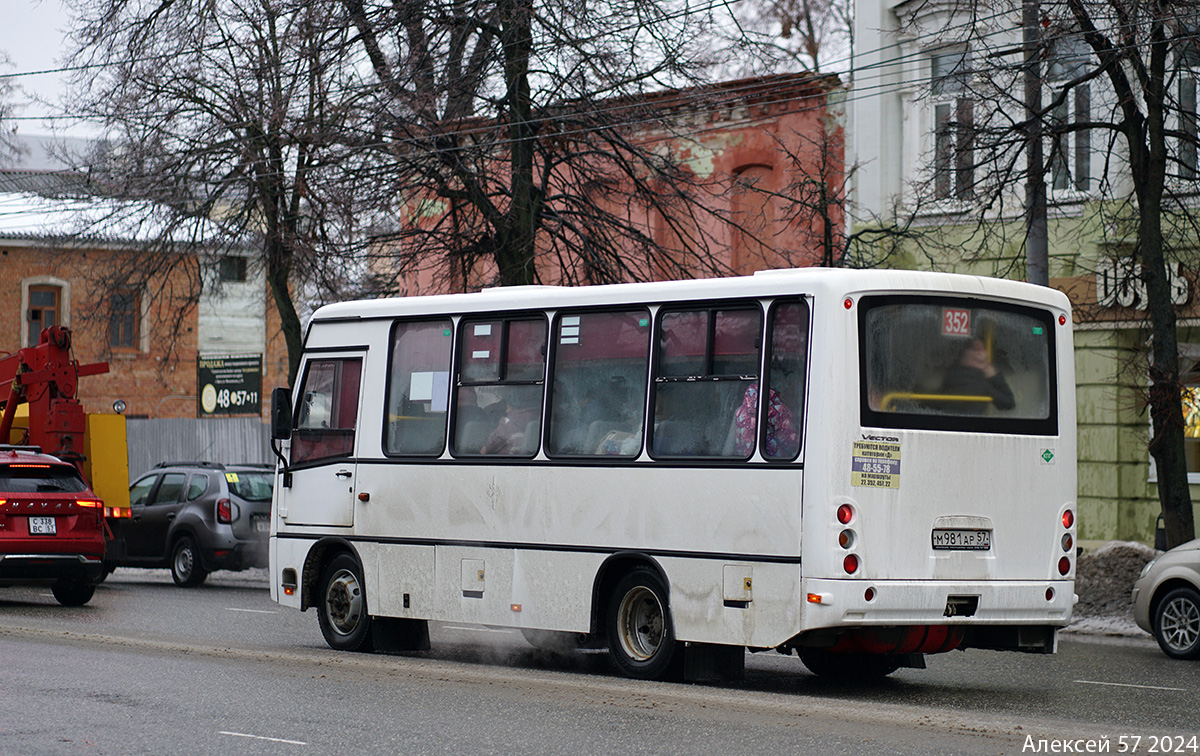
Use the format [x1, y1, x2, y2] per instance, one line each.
[1, 569, 1198, 756]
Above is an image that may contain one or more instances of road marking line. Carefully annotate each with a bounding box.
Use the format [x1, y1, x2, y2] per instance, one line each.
[220, 731, 307, 745]
[443, 625, 516, 634]
[225, 608, 277, 614]
[1074, 679, 1188, 692]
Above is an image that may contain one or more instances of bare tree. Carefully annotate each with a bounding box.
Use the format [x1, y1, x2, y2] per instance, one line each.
[721, 0, 854, 75]
[0, 52, 22, 165]
[62, 0, 844, 380]
[872, 0, 1200, 546]
[339, 0, 846, 293]
[63, 0, 379, 382]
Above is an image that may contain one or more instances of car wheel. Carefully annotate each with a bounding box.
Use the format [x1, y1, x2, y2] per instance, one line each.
[317, 554, 374, 652]
[1153, 586, 1200, 660]
[799, 648, 903, 680]
[606, 566, 680, 680]
[51, 580, 96, 607]
[171, 536, 209, 587]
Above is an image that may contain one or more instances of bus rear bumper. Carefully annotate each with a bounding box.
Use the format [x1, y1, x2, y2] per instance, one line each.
[795, 578, 1073, 654]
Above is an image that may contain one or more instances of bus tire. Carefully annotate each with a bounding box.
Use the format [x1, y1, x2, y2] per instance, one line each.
[607, 567, 680, 680]
[1152, 586, 1200, 660]
[171, 536, 208, 587]
[317, 554, 374, 652]
[799, 648, 902, 680]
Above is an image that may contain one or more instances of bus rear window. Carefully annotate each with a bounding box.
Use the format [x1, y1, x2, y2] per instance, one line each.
[860, 296, 1057, 435]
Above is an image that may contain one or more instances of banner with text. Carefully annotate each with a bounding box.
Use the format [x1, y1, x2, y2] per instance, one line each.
[198, 354, 263, 417]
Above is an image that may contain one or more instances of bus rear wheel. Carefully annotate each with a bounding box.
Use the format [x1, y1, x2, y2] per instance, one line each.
[607, 567, 680, 680]
[317, 554, 374, 652]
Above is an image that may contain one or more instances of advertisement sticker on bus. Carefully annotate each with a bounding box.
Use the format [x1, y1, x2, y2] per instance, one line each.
[851, 439, 901, 488]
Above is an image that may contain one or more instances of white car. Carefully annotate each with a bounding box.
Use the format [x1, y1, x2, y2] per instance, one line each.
[1132, 538, 1200, 659]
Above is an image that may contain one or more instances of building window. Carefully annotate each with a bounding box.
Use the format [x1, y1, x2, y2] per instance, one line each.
[109, 290, 139, 349]
[218, 256, 248, 282]
[1177, 38, 1199, 181]
[1180, 76, 1197, 180]
[931, 48, 974, 201]
[731, 165, 775, 275]
[1048, 34, 1092, 192]
[27, 285, 61, 347]
[1174, 344, 1200, 482]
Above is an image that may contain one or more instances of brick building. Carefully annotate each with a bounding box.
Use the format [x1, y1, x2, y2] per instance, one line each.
[0, 136, 287, 422]
[380, 73, 845, 295]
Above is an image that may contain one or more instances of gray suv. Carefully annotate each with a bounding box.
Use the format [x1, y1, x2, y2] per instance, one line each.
[108, 462, 274, 586]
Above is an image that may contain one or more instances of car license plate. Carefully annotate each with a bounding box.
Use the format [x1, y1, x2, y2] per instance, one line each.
[28, 517, 56, 535]
[253, 517, 269, 533]
[932, 528, 991, 550]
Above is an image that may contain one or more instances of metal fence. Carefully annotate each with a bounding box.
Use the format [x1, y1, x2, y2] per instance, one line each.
[125, 417, 272, 480]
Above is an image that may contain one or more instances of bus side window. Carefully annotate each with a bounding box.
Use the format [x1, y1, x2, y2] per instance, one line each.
[453, 317, 547, 457]
[760, 300, 808, 460]
[545, 309, 651, 457]
[385, 319, 453, 456]
[652, 306, 761, 459]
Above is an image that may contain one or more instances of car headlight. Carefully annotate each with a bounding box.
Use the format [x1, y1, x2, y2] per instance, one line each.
[1139, 557, 1158, 580]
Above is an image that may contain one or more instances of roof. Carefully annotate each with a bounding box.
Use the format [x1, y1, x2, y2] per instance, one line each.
[0, 191, 229, 246]
[0, 134, 104, 197]
[309, 268, 1071, 323]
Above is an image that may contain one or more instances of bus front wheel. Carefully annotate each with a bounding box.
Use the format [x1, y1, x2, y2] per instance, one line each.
[317, 554, 374, 652]
[607, 567, 680, 680]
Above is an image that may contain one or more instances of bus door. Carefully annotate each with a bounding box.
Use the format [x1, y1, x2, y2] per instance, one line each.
[281, 353, 364, 527]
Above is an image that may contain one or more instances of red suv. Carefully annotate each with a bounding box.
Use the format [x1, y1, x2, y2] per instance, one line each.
[0, 446, 107, 605]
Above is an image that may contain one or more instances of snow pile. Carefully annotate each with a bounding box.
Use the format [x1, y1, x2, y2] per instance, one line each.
[1066, 540, 1158, 637]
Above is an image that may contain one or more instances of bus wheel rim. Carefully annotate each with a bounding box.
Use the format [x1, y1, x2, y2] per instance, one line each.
[326, 568, 364, 636]
[618, 586, 664, 661]
[1162, 596, 1200, 652]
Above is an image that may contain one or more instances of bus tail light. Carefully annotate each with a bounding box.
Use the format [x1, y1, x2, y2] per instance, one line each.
[1061, 533, 1073, 551]
[1046, 587, 1055, 601]
[1058, 556, 1071, 576]
[838, 529, 856, 549]
[1062, 509, 1074, 528]
[843, 554, 859, 574]
[837, 504, 854, 524]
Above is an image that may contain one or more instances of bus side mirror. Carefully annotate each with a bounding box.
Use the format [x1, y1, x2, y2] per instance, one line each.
[271, 387, 293, 440]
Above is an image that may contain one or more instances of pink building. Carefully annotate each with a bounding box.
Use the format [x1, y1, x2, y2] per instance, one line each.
[382, 72, 845, 295]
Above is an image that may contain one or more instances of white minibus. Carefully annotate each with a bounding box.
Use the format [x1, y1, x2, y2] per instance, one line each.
[269, 268, 1076, 681]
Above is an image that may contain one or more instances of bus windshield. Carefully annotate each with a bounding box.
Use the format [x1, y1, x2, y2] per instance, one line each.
[860, 296, 1056, 434]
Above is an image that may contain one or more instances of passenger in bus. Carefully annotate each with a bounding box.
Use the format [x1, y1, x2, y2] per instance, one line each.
[733, 383, 798, 458]
[480, 394, 539, 454]
[940, 338, 1015, 412]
